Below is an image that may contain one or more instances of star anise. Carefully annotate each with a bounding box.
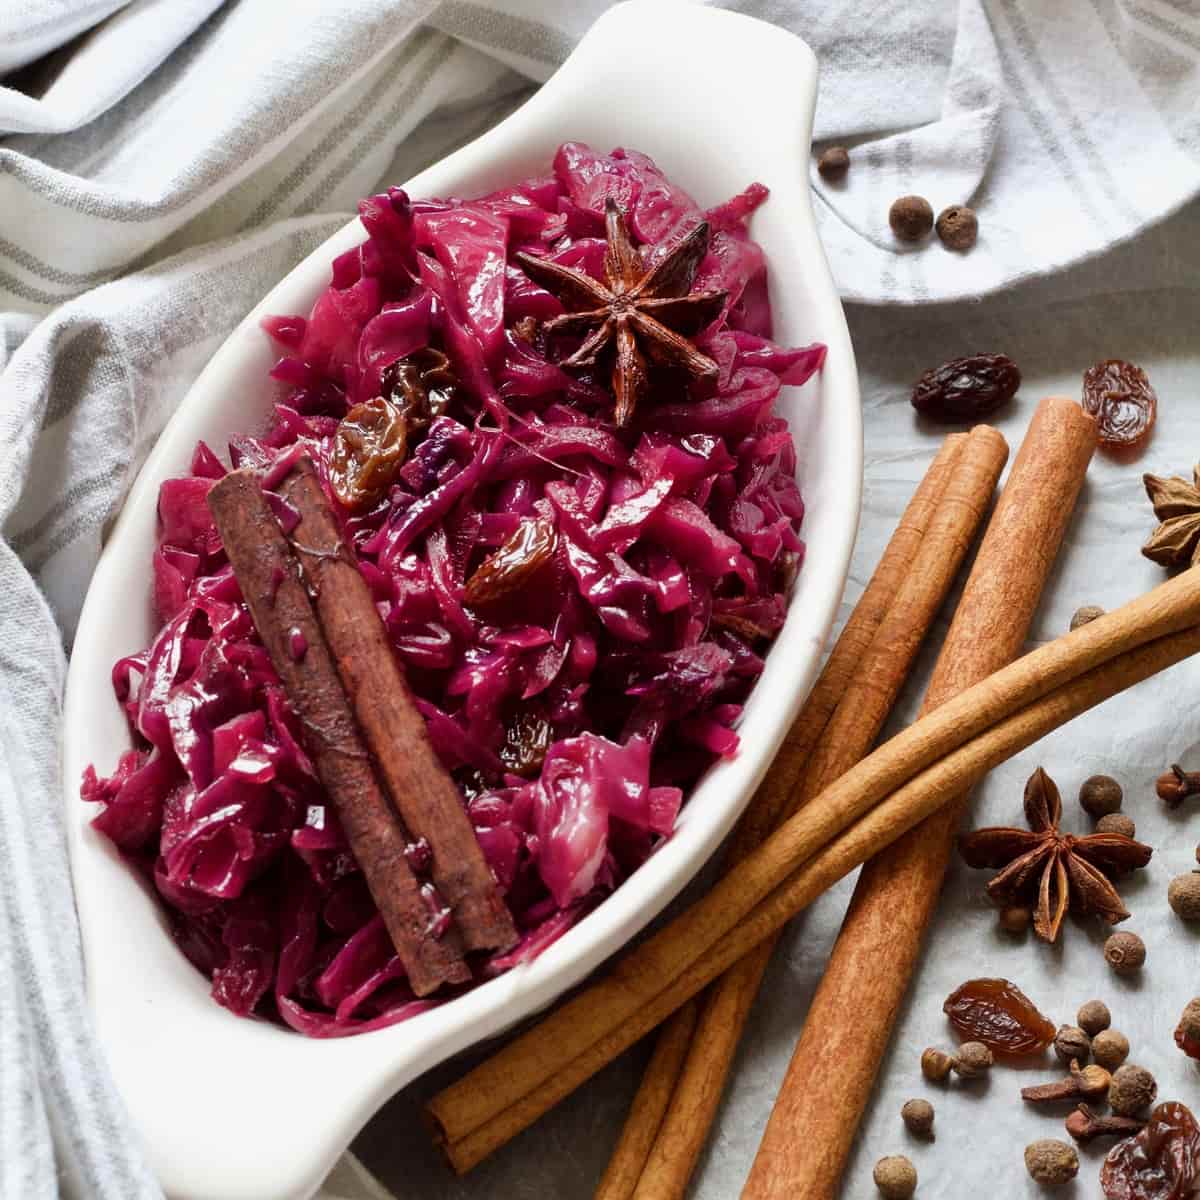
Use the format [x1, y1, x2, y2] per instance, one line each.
[513, 199, 727, 427]
[1142, 464, 1200, 567]
[958, 767, 1152, 943]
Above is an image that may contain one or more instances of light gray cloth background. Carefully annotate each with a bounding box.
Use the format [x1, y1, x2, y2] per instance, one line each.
[1, 2, 1198, 1198]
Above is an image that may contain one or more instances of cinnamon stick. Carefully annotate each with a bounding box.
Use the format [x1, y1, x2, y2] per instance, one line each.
[428, 565, 1200, 1167]
[433, 619, 1200, 1172]
[723, 432, 971, 862]
[277, 458, 516, 954]
[594, 1000, 699, 1200]
[597, 433, 968, 1200]
[614, 428, 1003, 1199]
[743, 397, 1097, 1199]
[207, 469, 470, 996]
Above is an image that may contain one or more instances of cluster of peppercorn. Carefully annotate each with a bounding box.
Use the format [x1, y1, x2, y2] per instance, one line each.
[815, 145, 978, 251]
[870, 980, 1200, 1196]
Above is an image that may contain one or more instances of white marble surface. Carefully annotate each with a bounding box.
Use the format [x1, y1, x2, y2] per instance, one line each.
[350, 198, 1200, 1199]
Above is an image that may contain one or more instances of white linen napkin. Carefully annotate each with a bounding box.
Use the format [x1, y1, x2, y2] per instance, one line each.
[0, 2, 1197, 1197]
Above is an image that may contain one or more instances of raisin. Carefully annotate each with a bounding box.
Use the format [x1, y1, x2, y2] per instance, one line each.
[455, 768, 491, 801]
[1101, 1102, 1200, 1199]
[329, 396, 408, 511]
[381, 347, 460, 429]
[1083, 359, 1157, 450]
[463, 517, 558, 610]
[942, 978, 1056, 1056]
[911, 353, 1021, 421]
[499, 709, 552, 777]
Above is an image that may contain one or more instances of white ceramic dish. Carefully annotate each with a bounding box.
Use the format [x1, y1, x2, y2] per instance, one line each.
[61, 4, 861, 1198]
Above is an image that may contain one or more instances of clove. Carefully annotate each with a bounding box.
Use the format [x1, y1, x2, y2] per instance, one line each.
[1065, 1104, 1147, 1144]
[1157, 764, 1200, 808]
[1022, 1061, 1111, 1105]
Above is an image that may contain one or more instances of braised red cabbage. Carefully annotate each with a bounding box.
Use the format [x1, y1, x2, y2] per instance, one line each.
[84, 143, 824, 1036]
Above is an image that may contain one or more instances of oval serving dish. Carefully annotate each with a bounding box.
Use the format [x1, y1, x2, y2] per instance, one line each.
[61, 4, 861, 1197]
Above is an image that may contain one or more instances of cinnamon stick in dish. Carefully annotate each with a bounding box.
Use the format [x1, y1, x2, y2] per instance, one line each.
[743, 396, 1098, 1199]
[207, 469, 471, 996]
[434, 609, 1200, 1171]
[428, 564, 1200, 1170]
[277, 457, 517, 954]
[607, 428, 1003, 1199]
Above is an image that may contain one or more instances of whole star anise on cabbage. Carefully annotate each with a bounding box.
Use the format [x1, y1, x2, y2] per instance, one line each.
[513, 199, 727, 427]
[958, 766, 1152, 942]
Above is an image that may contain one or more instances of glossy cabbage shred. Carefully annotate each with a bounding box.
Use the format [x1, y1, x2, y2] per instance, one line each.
[83, 142, 825, 1036]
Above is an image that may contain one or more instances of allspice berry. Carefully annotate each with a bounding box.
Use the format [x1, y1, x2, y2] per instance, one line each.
[873, 1155, 917, 1199]
[817, 146, 850, 181]
[1070, 604, 1105, 631]
[1024, 1139, 1079, 1186]
[1054, 1025, 1091, 1065]
[1077, 999, 1111, 1037]
[1109, 1064, 1157, 1116]
[921, 1046, 954, 1083]
[953, 1041, 993, 1079]
[1079, 775, 1123, 819]
[1174, 998, 1200, 1058]
[900, 1097, 935, 1140]
[1168, 872, 1200, 920]
[889, 195, 933, 242]
[998, 904, 1032, 934]
[1097, 812, 1136, 839]
[1104, 931, 1146, 975]
[935, 204, 978, 251]
[1091, 1029, 1130, 1071]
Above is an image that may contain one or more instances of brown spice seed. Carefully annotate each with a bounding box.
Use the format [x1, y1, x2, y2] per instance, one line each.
[1096, 812, 1136, 838]
[1076, 999, 1111, 1036]
[1091, 1029, 1130, 1071]
[900, 1097, 935, 1139]
[1109, 1064, 1157, 1116]
[1104, 931, 1146, 975]
[1024, 1139, 1079, 1185]
[921, 1046, 954, 1082]
[817, 146, 850, 181]
[935, 204, 978, 251]
[1174, 998, 1200, 1058]
[1079, 774, 1123, 819]
[1070, 604, 1105, 631]
[1054, 1025, 1091, 1065]
[889, 195, 934, 242]
[873, 1155, 917, 1199]
[1168, 872, 1200, 920]
[953, 1041, 993, 1079]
